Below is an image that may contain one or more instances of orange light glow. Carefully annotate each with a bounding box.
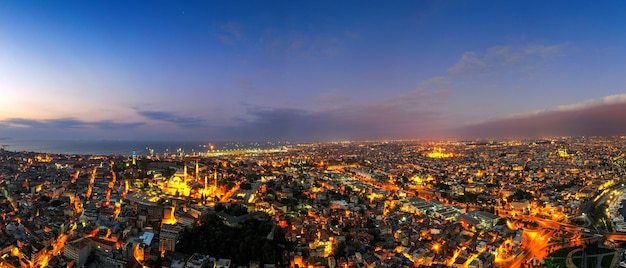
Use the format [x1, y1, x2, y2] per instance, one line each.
[162, 207, 177, 225]
[134, 244, 144, 263]
[427, 148, 454, 158]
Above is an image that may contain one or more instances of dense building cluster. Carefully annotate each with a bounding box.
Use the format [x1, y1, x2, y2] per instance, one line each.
[0, 136, 625, 268]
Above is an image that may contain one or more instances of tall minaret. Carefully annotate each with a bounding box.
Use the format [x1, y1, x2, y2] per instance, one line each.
[183, 163, 188, 183]
[214, 170, 218, 187]
[195, 161, 199, 181]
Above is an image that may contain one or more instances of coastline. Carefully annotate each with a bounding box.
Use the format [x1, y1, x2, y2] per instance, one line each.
[1, 140, 289, 156]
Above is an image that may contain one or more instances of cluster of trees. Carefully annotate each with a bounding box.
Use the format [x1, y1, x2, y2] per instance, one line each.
[177, 213, 290, 265]
[509, 189, 533, 201]
[592, 204, 613, 232]
[455, 192, 480, 204]
[214, 203, 249, 216]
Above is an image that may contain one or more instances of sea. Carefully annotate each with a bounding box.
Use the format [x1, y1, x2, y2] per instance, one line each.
[0, 140, 292, 156]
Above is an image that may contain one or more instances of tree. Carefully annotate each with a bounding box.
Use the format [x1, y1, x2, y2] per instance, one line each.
[215, 203, 226, 212]
[334, 241, 347, 258]
[177, 213, 292, 265]
[39, 195, 51, 203]
[50, 199, 64, 207]
[240, 182, 252, 190]
[510, 189, 533, 201]
[163, 167, 176, 179]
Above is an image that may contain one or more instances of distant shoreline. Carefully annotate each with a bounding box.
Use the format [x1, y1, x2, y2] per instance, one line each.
[1, 140, 292, 156]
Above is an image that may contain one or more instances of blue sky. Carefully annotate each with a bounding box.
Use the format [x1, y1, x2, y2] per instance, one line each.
[1, 1, 626, 141]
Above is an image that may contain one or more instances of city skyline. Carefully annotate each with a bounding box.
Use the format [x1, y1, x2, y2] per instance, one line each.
[2, 1, 626, 141]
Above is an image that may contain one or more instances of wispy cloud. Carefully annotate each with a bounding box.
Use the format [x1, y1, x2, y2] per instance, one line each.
[0, 118, 145, 130]
[524, 44, 565, 58]
[448, 52, 485, 75]
[137, 110, 208, 128]
[448, 43, 568, 75]
[216, 21, 244, 45]
[344, 31, 360, 40]
[313, 93, 351, 107]
[261, 30, 345, 60]
[420, 76, 448, 87]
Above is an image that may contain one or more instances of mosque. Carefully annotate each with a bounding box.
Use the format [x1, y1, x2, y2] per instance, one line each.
[156, 160, 220, 199]
[158, 162, 196, 197]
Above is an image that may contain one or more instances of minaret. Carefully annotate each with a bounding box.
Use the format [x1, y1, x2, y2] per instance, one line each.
[183, 163, 188, 183]
[214, 171, 218, 187]
[195, 161, 199, 181]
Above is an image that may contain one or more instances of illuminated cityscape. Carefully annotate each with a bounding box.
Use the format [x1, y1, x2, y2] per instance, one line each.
[0, 137, 625, 267]
[3, 1, 626, 268]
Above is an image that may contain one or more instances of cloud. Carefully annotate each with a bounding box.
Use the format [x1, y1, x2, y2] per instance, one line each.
[0, 118, 144, 130]
[419, 76, 449, 89]
[224, 87, 449, 141]
[90, 120, 146, 130]
[314, 93, 351, 107]
[448, 52, 485, 75]
[490, 94, 626, 120]
[344, 31, 360, 40]
[223, 107, 375, 141]
[261, 31, 345, 60]
[524, 44, 565, 58]
[448, 43, 567, 75]
[551, 94, 626, 112]
[216, 21, 244, 45]
[137, 110, 208, 128]
[455, 94, 626, 139]
[216, 35, 236, 45]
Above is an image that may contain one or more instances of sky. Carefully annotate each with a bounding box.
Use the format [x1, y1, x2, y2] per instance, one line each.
[1, 0, 626, 142]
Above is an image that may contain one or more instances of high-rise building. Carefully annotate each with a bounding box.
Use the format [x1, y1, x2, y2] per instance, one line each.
[159, 224, 184, 254]
[63, 238, 91, 267]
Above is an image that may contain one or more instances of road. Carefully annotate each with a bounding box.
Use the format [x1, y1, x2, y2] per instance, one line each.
[497, 183, 626, 268]
[220, 182, 241, 202]
[493, 212, 593, 268]
[37, 223, 77, 267]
